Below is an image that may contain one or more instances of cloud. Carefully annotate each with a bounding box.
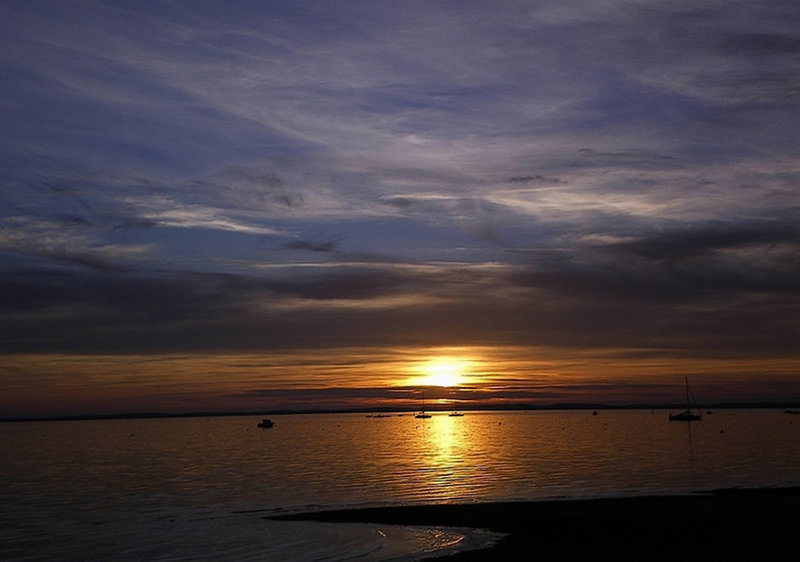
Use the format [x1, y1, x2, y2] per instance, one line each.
[2, 241, 797, 361]
[607, 220, 800, 262]
[2, 1, 800, 413]
[282, 238, 339, 253]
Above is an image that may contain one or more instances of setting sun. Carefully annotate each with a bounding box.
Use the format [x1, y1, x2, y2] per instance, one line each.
[416, 357, 471, 387]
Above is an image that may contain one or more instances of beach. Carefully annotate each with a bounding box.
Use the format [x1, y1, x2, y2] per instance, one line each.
[272, 487, 800, 560]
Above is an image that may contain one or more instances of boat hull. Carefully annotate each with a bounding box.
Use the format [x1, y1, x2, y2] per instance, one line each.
[669, 411, 701, 421]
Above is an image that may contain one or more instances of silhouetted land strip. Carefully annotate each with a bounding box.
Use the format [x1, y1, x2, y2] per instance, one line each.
[271, 487, 800, 560]
[6, 402, 800, 422]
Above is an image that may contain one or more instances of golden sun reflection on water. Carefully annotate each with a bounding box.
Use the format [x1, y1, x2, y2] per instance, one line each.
[401, 413, 501, 503]
[423, 415, 461, 470]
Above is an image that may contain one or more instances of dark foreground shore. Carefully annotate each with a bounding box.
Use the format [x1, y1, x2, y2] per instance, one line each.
[271, 487, 800, 560]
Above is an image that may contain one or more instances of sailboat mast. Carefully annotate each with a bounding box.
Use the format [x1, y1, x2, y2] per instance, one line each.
[685, 377, 690, 411]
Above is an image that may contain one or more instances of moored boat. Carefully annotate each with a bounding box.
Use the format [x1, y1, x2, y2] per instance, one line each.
[414, 392, 432, 419]
[669, 410, 702, 421]
[669, 378, 702, 421]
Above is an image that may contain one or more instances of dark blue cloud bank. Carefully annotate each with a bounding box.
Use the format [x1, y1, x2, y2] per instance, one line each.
[2, 0, 799, 364]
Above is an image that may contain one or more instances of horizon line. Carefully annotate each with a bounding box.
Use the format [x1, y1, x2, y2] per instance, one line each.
[4, 400, 800, 423]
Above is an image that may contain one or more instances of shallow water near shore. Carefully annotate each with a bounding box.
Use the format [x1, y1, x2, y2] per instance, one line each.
[3, 409, 800, 560]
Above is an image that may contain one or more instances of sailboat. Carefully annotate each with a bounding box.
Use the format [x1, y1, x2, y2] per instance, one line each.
[669, 378, 702, 421]
[414, 392, 432, 419]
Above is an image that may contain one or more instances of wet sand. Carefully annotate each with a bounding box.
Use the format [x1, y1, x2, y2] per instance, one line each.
[271, 487, 800, 560]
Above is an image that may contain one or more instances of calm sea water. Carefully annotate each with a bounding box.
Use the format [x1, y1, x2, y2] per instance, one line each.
[3, 409, 800, 560]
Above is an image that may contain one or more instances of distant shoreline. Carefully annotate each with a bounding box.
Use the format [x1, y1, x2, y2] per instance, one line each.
[4, 402, 800, 423]
[271, 487, 800, 561]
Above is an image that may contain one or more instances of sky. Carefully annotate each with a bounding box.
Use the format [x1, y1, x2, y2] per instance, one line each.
[2, 0, 799, 417]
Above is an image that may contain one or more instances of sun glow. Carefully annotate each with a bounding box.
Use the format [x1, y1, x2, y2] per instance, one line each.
[415, 357, 472, 387]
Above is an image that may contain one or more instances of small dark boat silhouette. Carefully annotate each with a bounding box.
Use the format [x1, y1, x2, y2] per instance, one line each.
[257, 418, 275, 428]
